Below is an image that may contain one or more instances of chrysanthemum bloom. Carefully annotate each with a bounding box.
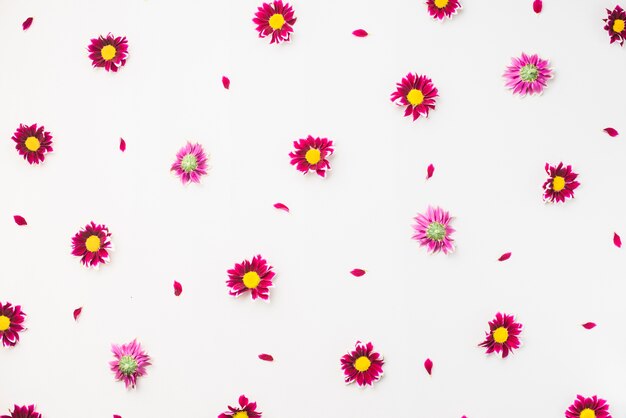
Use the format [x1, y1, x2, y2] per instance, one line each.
[503, 53, 552, 96]
[565, 395, 612, 418]
[426, 0, 462, 20]
[543, 162, 580, 203]
[412, 206, 455, 254]
[0, 405, 42, 418]
[390, 73, 438, 121]
[88, 34, 129, 72]
[218, 395, 262, 418]
[604, 6, 626, 46]
[71, 222, 113, 269]
[341, 341, 384, 386]
[11, 123, 53, 165]
[227, 255, 275, 301]
[0, 302, 26, 347]
[171, 142, 209, 185]
[253, 1, 296, 44]
[289, 136, 334, 177]
[110, 339, 151, 389]
[479, 312, 522, 358]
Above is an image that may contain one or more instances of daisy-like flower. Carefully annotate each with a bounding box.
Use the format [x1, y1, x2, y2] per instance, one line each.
[390, 73, 438, 121]
[11, 123, 53, 165]
[0, 405, 41, 418]
[110, 339, 151, 389]
[426, 0, 462, 20]
[218, 395, 262, 418]
[0, 302, 26, 347]
[253, 1, 297, 44]
[341, 341, 384, 386]
[503, 53, 552, 96]
[227, 255, 275, 301]
[543, 162, 580, 203]
[289, 135, 334, 177]
[412, 206, 455, 255]
[479, 312, 522, 358]
[71, 222, 113, 269]
[604, 6, 626, 46]
[566, 395, 612, 418]
[171, 142, 209, 185]
[88, 33, 129, 72]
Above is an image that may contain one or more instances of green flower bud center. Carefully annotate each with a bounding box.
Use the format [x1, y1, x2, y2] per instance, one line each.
[119, 355, 138, 375]
[519, 64, 539, 82]
[181, 154, 198, 173]
[426, 222, 446, 241]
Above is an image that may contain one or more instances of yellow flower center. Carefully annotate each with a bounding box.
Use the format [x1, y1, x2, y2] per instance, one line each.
[613, 19, 625, 33]
[406, 89, 424, 106]
[242, 271, 261, 289]
[0, 315, 10, 331]
[493, 326, 509, 344]
[434, 0, 449, 8]
[305, 148, 321, 165]
[579, 408, 596, 418]
[354, 355, 371, 372]
[233, 412, 249, 418]
[552, 176, 566, 192]
[268, 13, 286, 30]
[101, 44, 117, 61]
[25, 136, 41, 152]
[85, 235, 101, 252]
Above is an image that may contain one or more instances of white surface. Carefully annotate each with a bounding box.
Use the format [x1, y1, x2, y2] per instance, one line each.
[1, 0, 626, 417]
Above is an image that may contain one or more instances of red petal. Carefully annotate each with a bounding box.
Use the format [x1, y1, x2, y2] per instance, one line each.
[113, 415, 122, 418]
[532, 0, 542, 13]
[222, 76, 230, 89]
[13, 215, 27, 226]
[426, 164, 435, 180]
[498, 252, 512, 261]
[73, 307, 83, 321]
[604, 127, 619, 137]
[258, 353, 274, 361]
[614, 232, 622, 248]
[352, 29, 368, 37]
[582, 322, 596, 329]
[350, 268, 366, 277]
[22, 17, 34, 30]
[119, 137, 126, 152]
[173, 280, 183, 296]
[424, 358, 433, 375]
[273, 202, 290, 212]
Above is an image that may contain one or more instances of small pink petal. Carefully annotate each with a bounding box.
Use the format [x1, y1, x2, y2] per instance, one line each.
[426, 163, 435, 180]
[532, 0, 542, 14]
[614, 232, 622, 248]
[273, 202, 290, 212]
[113, 415, 122, 418]
[173, 280, 183, 296]
[222, 76, 230, 89]
[73, 307, 83, 321]
[582, 322, 597, 330]
[498, 252, 512, 261]
[13, 215, 27, 226]
[350, 268, 366, 277]
[22, 17, 34, 31]
[119, 137, 126, 152]
[424, 358, 433, 375]
[604, 127, 619, 137]
[352, 29, 368, 37]
[258, 353, 274, 361]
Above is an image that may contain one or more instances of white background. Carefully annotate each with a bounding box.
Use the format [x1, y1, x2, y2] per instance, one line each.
[1, 0, 626, 417]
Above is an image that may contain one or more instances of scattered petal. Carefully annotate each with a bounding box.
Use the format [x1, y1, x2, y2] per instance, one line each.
[424, 358, 433, 375]
[22, 17, 34, 31]
[426, 163, 435, 180]
[173, 280, 183, 296]
[604, 127, 619, 137]
[258, 353, 274, 361]
[273, 202, 290, 212]
[582, 322, 597, 330]
[498, 252, 512, 261]
[350, 268, 366, 277]
[532, 0, 542, 14]
[13, 215, 27, 226]
[222, 76, 230, 89]
[113, 415, 122, 418]
[352, 29, 368, 37]
[73, 307, 83, 321]
[119, 137, 126, 152]
[614, 232, 622, 248]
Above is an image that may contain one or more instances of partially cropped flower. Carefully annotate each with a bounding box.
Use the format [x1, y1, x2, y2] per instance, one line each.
[504, 53, 552, 96]
[171, 142, 209, 184]
[71, 222, 113, 269]
[341, 341, 384, 386]
[412, 206, 455, 254]
[604, 5, 626, 46]
[426, 0, 462, 20]
[253, 1, 297, 44]
[88, 33, 129, 72]
[227, 255, 275, 301]
[390, 73, 438, 121]
[289, 136, 334, 177]
[11, 123, 53, 165]
[543, 162, 579, 203]
[479, 312, 522, 358]
[110, 339, 151, 389]
[0, 405, 41, 418]
[218, 395, 262, 418]
[565, 395, 612, 418]
[0, 302, 26, 347]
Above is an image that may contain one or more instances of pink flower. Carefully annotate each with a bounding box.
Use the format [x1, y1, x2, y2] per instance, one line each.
[171, 142, 209, 184]
[0, 405, 41, 418]
[11, 123, 53, 165]
[543, 162, 579, 203]
[479, 313, 522, 358]
[604, 5, 626, 46]
[412, 206, 455, 254]
[503, 53, 552, 96]
[341, 341, 384, 386]
[227, 255, 275, 301]
[565, 395, 612, 418]
[0, 302, 26, 347]
[109, 339, 151, 389]
[289, 136, 334, 177]
[218, 395, 262, 418]
[426, 0, 462, 20]
[390, 73, 438, 121]
[87, 33, 129, 72]
[253, 1, 296, 44]
[71, 222, 113, 269]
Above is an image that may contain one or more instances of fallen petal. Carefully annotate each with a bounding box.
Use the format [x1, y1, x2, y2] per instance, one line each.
[73, 307, 83, 321]
[498, 252, 512, 261]
[13, 215, 27, 226]
[614, 232, 622, 248]
[273, 202, 290, 212]
[119, 137, 126, 152]
[582, 322, 596, 329]
[22, 17, 34, 30]
[352, 29, 368, 37]
[222, 76, 230, 89]
[532, 0, 542, 13]
[350, 268, 366, 277]
[113, 415, 122, 418]
[258, 353, 274, 361]
[173, 280, 183, 296]
[424, 358, 433, 375]
[604, 127, 619, 137]
[426, 163, 435, 180]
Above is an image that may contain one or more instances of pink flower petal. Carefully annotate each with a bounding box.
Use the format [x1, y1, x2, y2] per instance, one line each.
[173, 280, 183, 296]
[113, 415, 122, 418]
[73, 307, 83, 321]
[350, 268, 366, 277]
[424, 358, 433, 375]
[222, 76, 230, 89]
[352, 29, 368, 37]
[273, 202, 290, 212]
[426, 163, 435, 180]
[258, 353, 274, 361]
[13, 215, 27, 226]
[498, 252, 512, 261]
[119, 137, 126, 152]
[614, 232, 622, 248]
[22, 17, 33, 30]
[532, 0, 542, 14]
[582, 322, 596, 330]
[604, 127, 619, 137]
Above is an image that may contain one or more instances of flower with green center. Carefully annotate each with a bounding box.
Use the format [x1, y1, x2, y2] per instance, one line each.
[171, 142, 209, 184]
[519, 64, 538, 82]
[181, 154, 198, 173]
[118, 355, 138, 376]
[110, 339, 151, 389]
[504, 52, 552, 96]
[426, 222, 446, 242]
[412, 206, 455, 254]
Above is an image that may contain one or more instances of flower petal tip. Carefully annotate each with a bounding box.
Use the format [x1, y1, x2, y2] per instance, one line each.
[582, 322, 597, 330]
[604, 127, 619, 137]
[273, 202, 290, 212]
[614, 232, 622, 248]
[424, 358, 433, 375]
[426, 164, 435, 180]
[352, 29, 368, 37]
[73, 307, 83, 321]
[22, 17, 34, 30]
[222, 76, 230, 89]
[119, 137, 126, 152]
[532, 0, 542, 14]
[350, 268, 366, 277]
[173, 280, 183, 296]
[498, 252, 512, 261]
[258, 353, 274, 361]
[13, 215, 27, 226]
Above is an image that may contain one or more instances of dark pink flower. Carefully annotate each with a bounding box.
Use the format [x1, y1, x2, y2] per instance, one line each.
[604, 6, 626, 46]
[289, 136, 334, 177]
[11, 123, 53, 165]
[218, 395, 262, 418]
[87, 33, 129, 72]
[71, 222, 113, 269]
[390, 73, 438, 121]
[171, 142, 210, 184]
[479, 312, 522, 358]
[426, 0, 462, 20]
[412, 206, 455, 254]
[227, 255, 275, 301]
[543, 162, 579, 203]
[341, 341, 384, 386]
[110, 339, 151, 389]
[0, 405, 41, 418]
[253, 1, 296, 44]
[0, 302, 26, 347]
[565, 395, 612, 418]
[504, 53, 552, 96]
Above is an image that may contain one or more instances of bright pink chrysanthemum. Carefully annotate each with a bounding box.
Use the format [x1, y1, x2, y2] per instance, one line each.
[11, 123, 53, 165]
[227, 255, 275, 301]
[503, 52, 552, 96]
[87, 34, 129, 72]
[426, 0, 462, 20]
[110, 339, 151, 389]
[0, 302, 26, 347]
[218, 395, 262, 418]
[71, 222, 113, 269]
[253, 1, 296, 44]
[0, 405, 41, 418]
[565, 395, 612, 418]
[604, 6, 626, 46]
[479, 312, 522, 358]
[390, 73, 438, 121]
[171, 142, 209, 184]
[289, 136, 334, 177]
[341, 341, 384, 386]
[412, 206, 455, 254]
[543, 162, 579, 203]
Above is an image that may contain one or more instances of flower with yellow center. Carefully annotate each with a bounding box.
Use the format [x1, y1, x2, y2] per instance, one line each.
[406, 89, 425, 106]
[305, 148, 321, 165]
[579, 408, 596, 418]
[85, 235, 101, 252]
[233, 412, 249, 418]
[242, 271, 261, 289]
[0, 315, 10, 332]
[492, 326, 509, 344]
[354, 355, 372, 372]
[552, 176, 566, 192]
[434, 0, 449, 8]
[613, 19, 625, 33]
[101, 44, 117, 61]
[24, 136, 41, 152]
[268, 13, 285, 30]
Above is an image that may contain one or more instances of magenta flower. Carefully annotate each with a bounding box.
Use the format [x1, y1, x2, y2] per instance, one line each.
[0, 302, 26, 347]
[341, 341, 384, 386]
[87, 34, 128, 72]
[390, 73, 438, 120]
[253, 1, 296, 44]
[426, 0, 462, 20]
[218, 395, 262, 418]
[71, 222, 113, 269]
[0, 405, 41, 418]
[11, 123, 53, 165]
[479, 312, 522, 358]
[504, 53, 552, 96]
[289, 135, 334, 177]
[604, 5, 626, 46]
[227, 255, 275, 301]
[412, 206, 455, 254]
[110, 339, 151, 389]
[171, 142, 209, 184]
[565, 395, 612, 418]
[543, 162, 579, 203]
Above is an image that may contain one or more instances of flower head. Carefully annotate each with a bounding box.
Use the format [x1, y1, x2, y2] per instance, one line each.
[0, 302, 26, 347]
[426, 0, 462, 20]
[227, 255, 275, 301]
[71, 222, 113, 269]
[253, 1, 297, 44]
[604, 5, 626, 46]
[110, 339, 151, 389]
[479, 312, 522, 358]
[289, 136, 334, 177]
[171, 142, 209, 184]
[543, 162, 579, 203]
[341, 341, 384, 386]
[412, 206, 455, 254]
[88, 34, 129, 72]
[504, 53, 552, 96]
[390, 73, 438, 121]
[0, 405, 41, 418]
[11, 124, 53, 165]
[566, 395, 612, 418]
[218, 395, 262, 418]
